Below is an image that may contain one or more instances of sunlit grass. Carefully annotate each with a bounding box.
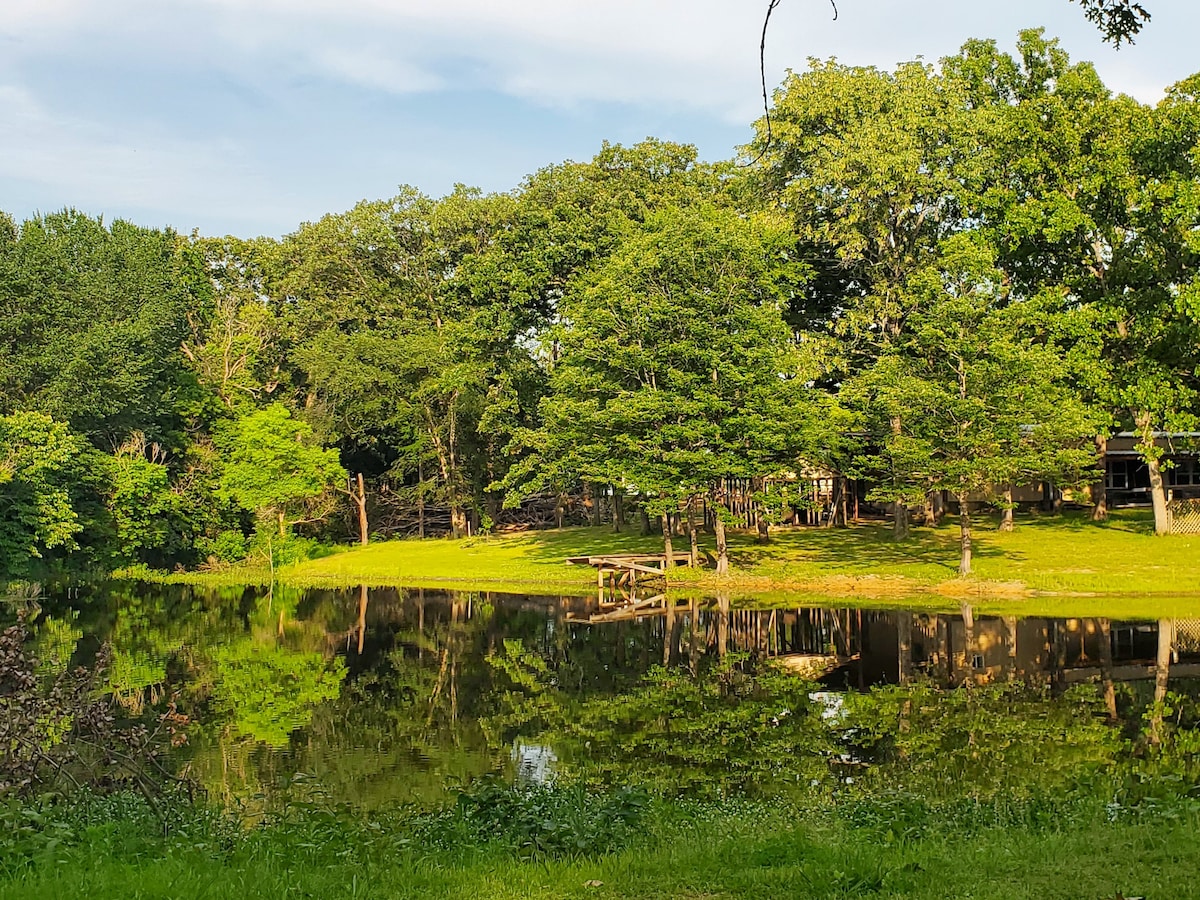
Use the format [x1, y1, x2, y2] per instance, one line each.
[134, 509, 1200, 616]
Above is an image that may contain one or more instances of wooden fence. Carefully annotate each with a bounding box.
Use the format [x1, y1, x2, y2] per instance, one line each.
[1167, 498, 1200, 535]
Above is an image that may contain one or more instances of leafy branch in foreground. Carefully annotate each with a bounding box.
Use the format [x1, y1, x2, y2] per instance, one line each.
[0, 620, 190, 815]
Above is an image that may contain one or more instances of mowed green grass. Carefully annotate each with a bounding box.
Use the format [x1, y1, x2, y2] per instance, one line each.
[5, 805, 1199, 900]
[151, 509, 1200, 615]
[716, 509, 1200, 595]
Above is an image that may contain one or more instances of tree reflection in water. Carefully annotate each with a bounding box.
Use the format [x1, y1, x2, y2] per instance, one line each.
[23, 582, 1200, 812]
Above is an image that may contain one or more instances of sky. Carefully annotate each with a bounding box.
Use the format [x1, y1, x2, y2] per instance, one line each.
[1, 1, 1198, 239]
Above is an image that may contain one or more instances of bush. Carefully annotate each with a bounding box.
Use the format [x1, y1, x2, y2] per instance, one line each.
[420, 781, 650, 858]
[195, 529, 248, 565]
[0, 619, 187, 800]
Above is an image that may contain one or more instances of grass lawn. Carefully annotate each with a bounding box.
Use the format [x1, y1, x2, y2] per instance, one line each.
[143, 509, 1200, 617]
[5, 800, 1198, 900]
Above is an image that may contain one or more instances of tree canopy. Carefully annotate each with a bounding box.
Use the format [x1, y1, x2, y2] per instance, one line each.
[1, 29, 1197, 579]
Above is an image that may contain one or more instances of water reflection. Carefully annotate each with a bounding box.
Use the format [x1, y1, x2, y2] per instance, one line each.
[20, 583, 1200, 810]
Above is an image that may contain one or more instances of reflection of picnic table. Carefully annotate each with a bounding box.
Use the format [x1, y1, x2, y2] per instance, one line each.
[565, 593, 674, 624]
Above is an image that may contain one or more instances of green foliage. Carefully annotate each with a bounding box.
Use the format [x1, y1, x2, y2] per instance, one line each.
[1072, 0, 1151, 45]
[96, 438, 179, 563]
[0, 413, 86, 579]
[0, 620, 184, 799]
[431, 780, 650, 858]
[841, 680, 1125, 799]
[211, 641, 345, 747]
[509, 201, 815, 525]
[216, 404, 345, 532]
[849, 235, 1101, 510]
[1, 786, 1199, 900]
[0, 29, 1197, 581]
[194, 528, 248, 564]
[0, 211, 199, 446]
[488, 645, 835, 798]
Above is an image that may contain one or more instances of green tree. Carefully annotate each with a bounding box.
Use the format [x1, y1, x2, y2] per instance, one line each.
[750, 57, 973, 538]
[0, 412, 86, 580]
[953, 35, 1200, 532]
[0, 210, 200, 448]
[182, 235, 285, 414]
[217, 404, 345, 536]
[849, 237, 1100, 574]
[508, 203, 812, 573]
[276, 188, 543, 537]
[212, 641, 346, 748]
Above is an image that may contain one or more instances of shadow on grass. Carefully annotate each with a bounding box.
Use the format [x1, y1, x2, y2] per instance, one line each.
[339, 507, 1160, 588]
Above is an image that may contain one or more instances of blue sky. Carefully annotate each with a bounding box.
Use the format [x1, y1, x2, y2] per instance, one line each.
[2, 0, 1198, 238]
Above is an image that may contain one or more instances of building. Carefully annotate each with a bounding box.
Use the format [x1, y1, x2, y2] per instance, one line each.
[1104, 432, 1200, 507]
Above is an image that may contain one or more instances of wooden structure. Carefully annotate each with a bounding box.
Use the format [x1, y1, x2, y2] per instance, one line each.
[712, 465, 852, 530]
[565, 592, 675, 625]
[1167, 497, 1200, 535]
[565, 553, 688, 592]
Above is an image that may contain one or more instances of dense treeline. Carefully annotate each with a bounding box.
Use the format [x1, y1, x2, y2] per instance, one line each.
[2, 30, 1199, 580]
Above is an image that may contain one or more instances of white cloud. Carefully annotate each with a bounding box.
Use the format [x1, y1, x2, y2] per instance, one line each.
[2, 0, 1198, 236]
[2, 0, 1196, 116]
[310, 47, 444, 95]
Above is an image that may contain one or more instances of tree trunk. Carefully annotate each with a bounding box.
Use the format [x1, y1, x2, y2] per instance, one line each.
[1092, 435, 1109, 522]
[1040, 481, 1054, 513]
[958, 494, 972, 576]
[1097, 618, 1118, 723]
[639, 507, 652, 536]
[612, 489, 625, 532]
[932, 490, 946, 525]
[1000, 485, 1014, 533]
[935, 615, 950, 686]
[417, 461, 426, 539]
[717, 593, 730, 658]
[590, 484, 602, 527]
[277, 508, 286, 537]
[450, 507, 467, 539]
[891, 415, 909, 539]
[897, 613, 913, 685]
[687, 498, 699, 568]
[1151, 618, 1174, 745]
[356, 584, 368, 655]
[1004, 616, 1019, 681]
[661, 514, 675, 568]
[961, 601, 976, 679]
[923, 492, 935, 526]
[354, 472, 369, 545]
[713, 511, 729, 576]
[663, 596, 678, 668]
[1147, 456, 1170, 535]
[555, 493, 565, 530]
[756, 517, 770, 543]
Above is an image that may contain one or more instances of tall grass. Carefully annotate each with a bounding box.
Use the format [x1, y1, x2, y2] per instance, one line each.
[3, 789, 1198, 900]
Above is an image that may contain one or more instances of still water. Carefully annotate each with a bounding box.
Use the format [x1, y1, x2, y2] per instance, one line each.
[19, 582, 1200, 811]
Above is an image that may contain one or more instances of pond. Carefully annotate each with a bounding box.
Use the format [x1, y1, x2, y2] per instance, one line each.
[16, 582, 1200, 814]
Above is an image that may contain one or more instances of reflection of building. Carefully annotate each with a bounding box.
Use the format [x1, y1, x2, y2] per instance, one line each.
[511, 741, 557, 787]
[328, 586, 1197, 694]
[832, 612, 1200, 688]
[591, 601, 1200, 690]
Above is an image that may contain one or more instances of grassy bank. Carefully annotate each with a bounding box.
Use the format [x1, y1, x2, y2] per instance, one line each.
[138, 510, 1200, 612]
[4, 793, 1198, 900]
